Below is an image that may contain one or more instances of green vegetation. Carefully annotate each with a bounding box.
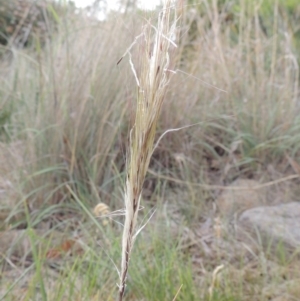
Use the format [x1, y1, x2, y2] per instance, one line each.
[0, 0, 300, 300]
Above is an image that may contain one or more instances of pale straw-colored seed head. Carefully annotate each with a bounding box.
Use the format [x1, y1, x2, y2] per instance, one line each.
[118, 1, 179, 300]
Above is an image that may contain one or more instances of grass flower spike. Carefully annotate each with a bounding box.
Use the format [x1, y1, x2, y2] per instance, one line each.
[118, 1, 178, 300]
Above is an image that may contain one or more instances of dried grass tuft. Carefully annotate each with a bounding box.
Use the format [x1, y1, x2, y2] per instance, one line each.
[118, 1, 179, 299]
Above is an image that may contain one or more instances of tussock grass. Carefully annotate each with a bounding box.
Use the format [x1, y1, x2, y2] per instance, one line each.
[0, 0, 299, 208]
[0, 0, 300, 300]
[0, 9, 137, 211]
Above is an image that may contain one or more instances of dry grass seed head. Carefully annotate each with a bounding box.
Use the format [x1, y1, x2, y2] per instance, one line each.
[119, 1, 178, 299]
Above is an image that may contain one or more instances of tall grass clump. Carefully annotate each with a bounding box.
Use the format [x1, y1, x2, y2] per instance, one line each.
[155, 0, 300, 185]
[118, 1, 179, 299]
[0, 7, 142, 213]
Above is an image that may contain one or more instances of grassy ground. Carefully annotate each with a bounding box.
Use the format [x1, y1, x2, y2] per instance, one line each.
[1, 0, 300, 300]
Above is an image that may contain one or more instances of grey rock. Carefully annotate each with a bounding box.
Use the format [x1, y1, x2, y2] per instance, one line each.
[239, 202, 300, 248]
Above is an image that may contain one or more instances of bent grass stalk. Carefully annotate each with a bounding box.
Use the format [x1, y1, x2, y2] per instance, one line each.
[118, 1, 178, 300]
